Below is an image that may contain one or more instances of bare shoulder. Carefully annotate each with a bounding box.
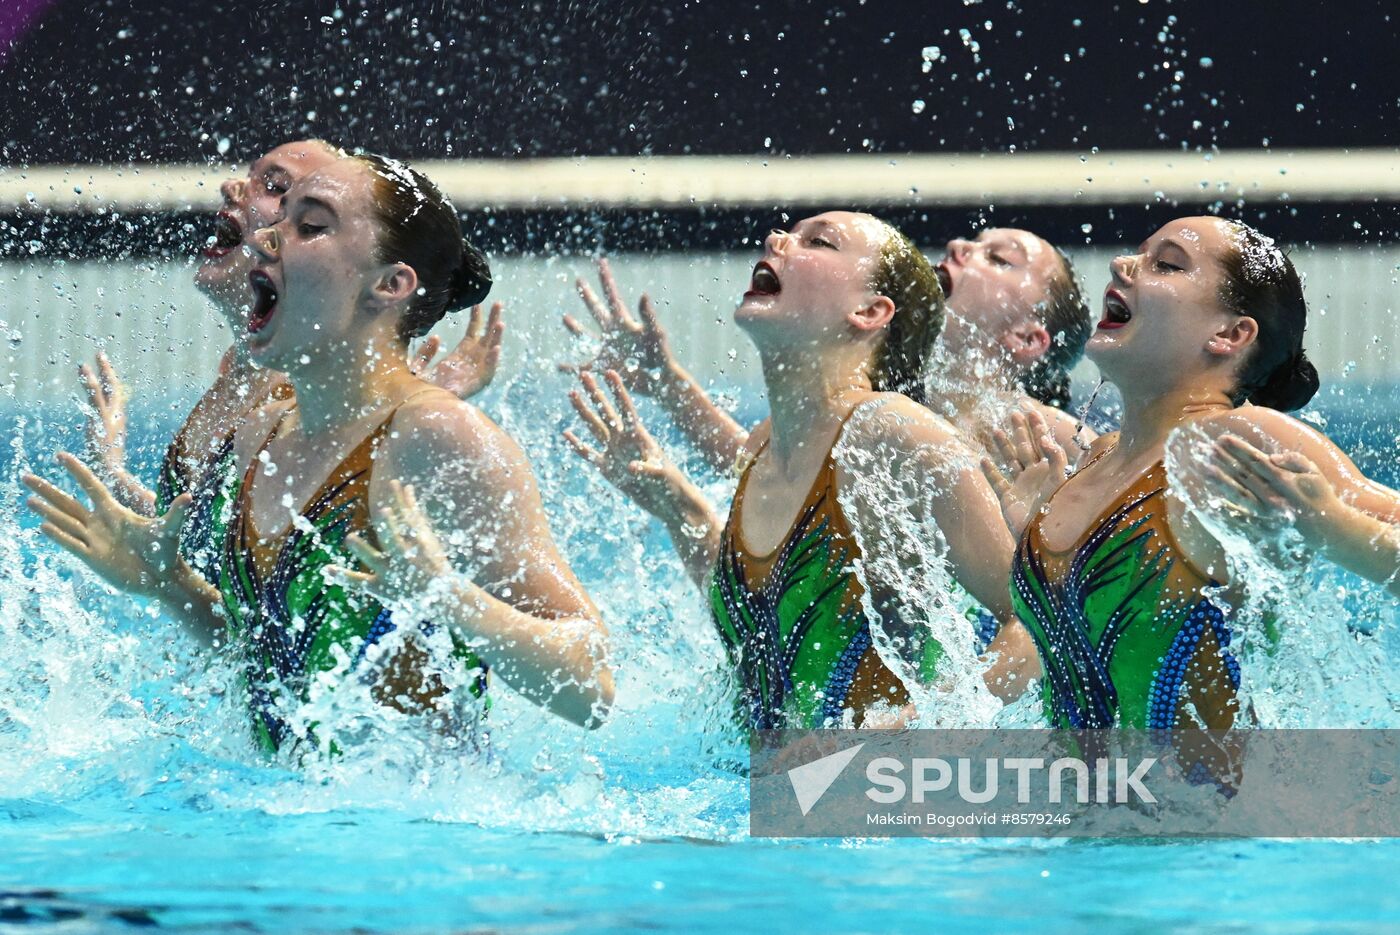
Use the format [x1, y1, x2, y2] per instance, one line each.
[1195, 404, 1302, 438]
[1193, 405, 1333, 458]
[1192, 404, 1363, 481]
[843, 391, 962, 453]
[1083, 428, 1119, 462]
[383, 387, 528, 479]
[742, 418, 772, 458]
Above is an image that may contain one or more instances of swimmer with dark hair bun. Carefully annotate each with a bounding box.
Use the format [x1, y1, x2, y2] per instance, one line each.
[75, 139, 506, 590]
[26, 153, 613, 752]
[981, 217, 1400, 728]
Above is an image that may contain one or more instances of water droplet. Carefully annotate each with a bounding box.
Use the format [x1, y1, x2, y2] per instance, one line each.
[911, 99, 926, 114]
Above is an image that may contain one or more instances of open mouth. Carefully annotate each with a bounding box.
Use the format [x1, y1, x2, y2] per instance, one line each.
[1098, 289, 1133, 330]
[744, 261, 781, 298]
[935, 261, 953, 298]
[202, 211, 243, 259]
[248, 270, 279, 335]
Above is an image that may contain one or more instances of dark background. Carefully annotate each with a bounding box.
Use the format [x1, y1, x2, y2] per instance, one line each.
[2, 0, 1396, 252]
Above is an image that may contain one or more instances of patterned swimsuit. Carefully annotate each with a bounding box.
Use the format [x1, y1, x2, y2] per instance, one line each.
[206, 402, 487, 754]
[156, 379, 293, 583]
[708, 423, 933, 729]
[1012, 452, 1242, 731]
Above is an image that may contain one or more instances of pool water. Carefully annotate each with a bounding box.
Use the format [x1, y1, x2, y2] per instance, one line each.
[1, 375, 1397, 933]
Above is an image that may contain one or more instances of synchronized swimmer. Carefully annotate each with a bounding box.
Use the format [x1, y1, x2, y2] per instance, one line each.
[21, 144, 1400, 756]
[25, 148, 611, 755]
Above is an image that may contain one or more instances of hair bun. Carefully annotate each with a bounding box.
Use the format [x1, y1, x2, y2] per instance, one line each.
[1248, 350, 1319, 411]
[448, 238, 493, 311]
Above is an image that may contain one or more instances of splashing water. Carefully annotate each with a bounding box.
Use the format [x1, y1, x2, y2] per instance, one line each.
[2, 366, 753, 844]
[1071, 378, 1109, 455]
[834, 399, 1005, 728]
[1165, 420, 1400, 729]
[4, 311, 1400, 930]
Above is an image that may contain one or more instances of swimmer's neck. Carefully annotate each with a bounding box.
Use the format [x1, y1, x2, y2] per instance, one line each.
[758, 348, 872, 466]
[927, 345, 1022, 416]
[213, 344, 281, 397]
[221, 342, 265, 379]
[1113, 384, 1233, 462]
[283, 341, 418, 438]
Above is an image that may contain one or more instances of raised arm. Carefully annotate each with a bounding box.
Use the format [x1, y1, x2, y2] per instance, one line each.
[79, 352, 158, 516]
[560, 258, 750, 471]
[1204, 432, 1400, 596]
[1175, 407, 1400, 594]
[563, 370, 725, 591]
[838, 396, 1036, 701]
[356, 395, 614, 728]
[828, 394, 1019, 663]
[904, 429, 1017, 623]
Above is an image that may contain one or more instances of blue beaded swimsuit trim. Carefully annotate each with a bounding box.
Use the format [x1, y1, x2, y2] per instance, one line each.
[1144, 598, 1240, 730]
[821, 622, 872, 723]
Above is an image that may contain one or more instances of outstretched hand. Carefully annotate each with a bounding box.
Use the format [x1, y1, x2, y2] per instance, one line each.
[80, 351, 128, 474]
[411, 302, 506, 400]
[23, 452, 191, 598]
[79, 351, 157, 515]
[327, 480, 457, 611]
[1202, 433, 1340, 539]
[979, 408, 1073, 539]
[563, 370, 694, 522]
[985, 407, 1072, 477]
[560, 258, 675, 394]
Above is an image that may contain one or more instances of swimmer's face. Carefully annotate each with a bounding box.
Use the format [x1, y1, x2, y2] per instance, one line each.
[194, 141, 339, 326]
[735, 211, 891, 347]
[1088, 216, 1255, 388]
[936, 228, 1060, 363]
[243, 159, 389, 372]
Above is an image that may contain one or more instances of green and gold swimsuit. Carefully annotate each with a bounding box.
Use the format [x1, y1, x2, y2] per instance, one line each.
[1012, 454, 1242, 731]
[156, 380, 293, 583]
[206, 403, 487, 754]
[709, 425, 936, 729]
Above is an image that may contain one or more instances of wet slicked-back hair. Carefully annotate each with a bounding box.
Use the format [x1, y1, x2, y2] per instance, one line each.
[1022, 246, 1093, 411]
[352, 153, 492, 342]
[1217, 220, 1318, 411]
[869, 224, 946, 404]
